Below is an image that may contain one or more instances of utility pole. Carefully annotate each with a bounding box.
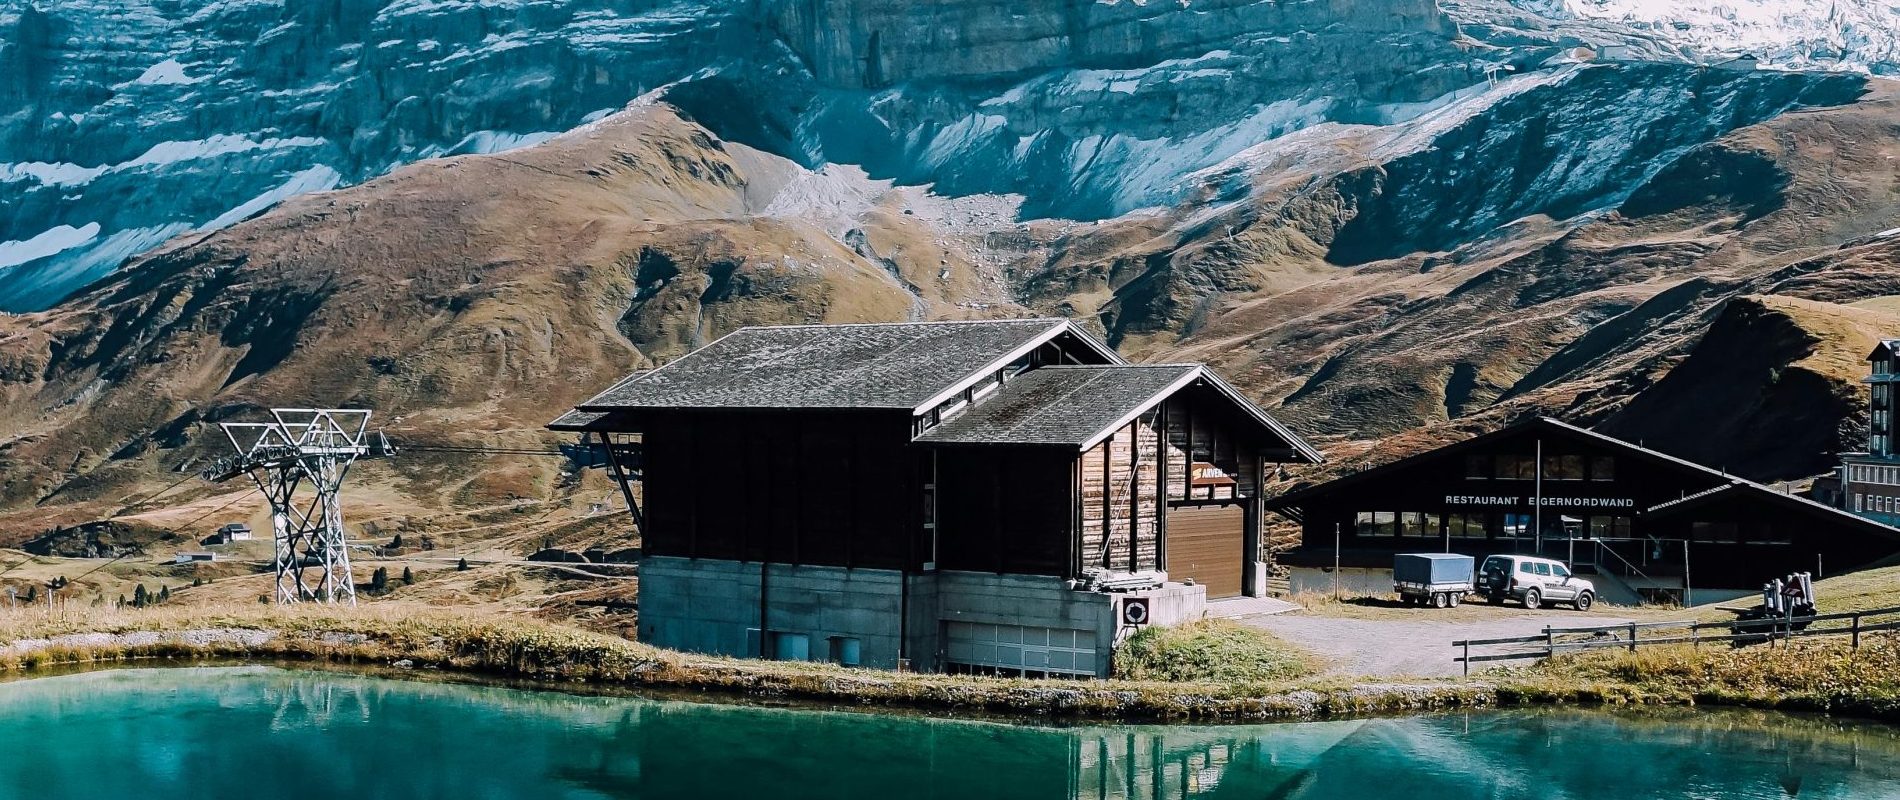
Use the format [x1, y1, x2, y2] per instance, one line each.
[1333, 523, 1341, 600]
[1533, 438, 1544, 556]
[1683, 539, 1693, 608]
[202, 409, 392, 605]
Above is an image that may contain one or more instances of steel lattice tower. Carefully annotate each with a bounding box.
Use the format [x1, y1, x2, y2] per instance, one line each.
[203, 409, 383, 605]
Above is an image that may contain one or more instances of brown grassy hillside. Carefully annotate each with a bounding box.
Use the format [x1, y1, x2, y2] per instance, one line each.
[5, 78, 1900, 547]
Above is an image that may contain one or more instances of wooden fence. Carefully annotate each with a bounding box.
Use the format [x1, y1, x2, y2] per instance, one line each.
[1453, 604, 1900, 676]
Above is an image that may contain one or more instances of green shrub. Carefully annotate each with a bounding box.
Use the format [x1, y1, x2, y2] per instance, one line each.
[1115, 619, 1316, 683]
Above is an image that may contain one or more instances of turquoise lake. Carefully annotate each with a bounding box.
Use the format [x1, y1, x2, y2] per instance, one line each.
[0, 667, 1896, 799]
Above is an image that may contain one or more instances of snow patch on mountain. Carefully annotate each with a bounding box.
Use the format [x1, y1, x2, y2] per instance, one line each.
[1548, 0, 1900, 73]
[0, 224, 101, 270]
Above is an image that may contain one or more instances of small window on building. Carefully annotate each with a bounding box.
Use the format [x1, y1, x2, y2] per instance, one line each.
[828, 636, 861, 667]
[770, 632, 810, 662]
[1691, 522, 1740, 543]
[1465, 454, 1490, 479]
[1354, 511, 1376, 534]
[1857, 493, 1866, 512]
[1504, 514, 1531, 539]
[1373, 511, 1397, 536]
[1589, 456, 1614, 481]
[1401, 512, 1427, 537]
[1543, 455, 1583, 480]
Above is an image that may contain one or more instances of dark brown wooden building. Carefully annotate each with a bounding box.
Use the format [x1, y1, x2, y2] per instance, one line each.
[1269, 417, 1900, 605]
[554, 319, 1320, 676]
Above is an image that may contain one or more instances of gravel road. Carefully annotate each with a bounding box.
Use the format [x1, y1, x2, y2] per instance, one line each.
[1242, 609, 1635, 677]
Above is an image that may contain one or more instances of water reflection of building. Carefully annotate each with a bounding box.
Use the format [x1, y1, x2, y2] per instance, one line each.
[1071, 731, 1240, 799]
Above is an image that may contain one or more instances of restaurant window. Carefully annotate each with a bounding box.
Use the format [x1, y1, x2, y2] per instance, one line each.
[1373, 511, 1397, 536]
[1503, 514, 1532, 539]
[1691, 522, 1740, 544]
[1542, 454, 1583, 480]
[1450, 513, 1488, 539]
[1465, 454, 1490, 479]
[1400, 512, 1426, 537]
[1755, 526, 1793, 546]
[1497, 455, 1536, 480]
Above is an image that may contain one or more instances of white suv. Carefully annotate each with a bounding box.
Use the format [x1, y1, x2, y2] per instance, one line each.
[1476, 555, 1596, 611]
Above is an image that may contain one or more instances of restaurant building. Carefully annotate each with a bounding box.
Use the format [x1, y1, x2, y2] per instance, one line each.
[1269, 417, 1900, 605]
[553, 319, 1321, 677]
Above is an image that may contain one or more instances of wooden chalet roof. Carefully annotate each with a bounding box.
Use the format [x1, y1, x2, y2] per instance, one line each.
[547, 410, 610, 432]
[915, 365, 1198, 447]
[1266, 416, 1737, 510]
[1645, 481, 1900, 540]
[573, 319, 1119, 413]
[915, 364, 1325, 462]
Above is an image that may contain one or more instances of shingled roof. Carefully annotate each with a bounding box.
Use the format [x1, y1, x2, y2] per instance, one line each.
[915, 364, 1325, 462]
[575, 319, 1118, 412]
[916, 365, 1200, 447]
[547, 410, 611, 432]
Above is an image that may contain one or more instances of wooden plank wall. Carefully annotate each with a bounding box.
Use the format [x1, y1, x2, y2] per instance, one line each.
[1161, 395, 1252, 503]
[1079, 410, 1166, 572]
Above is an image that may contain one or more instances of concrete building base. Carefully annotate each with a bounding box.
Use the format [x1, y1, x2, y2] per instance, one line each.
[636, 556, 1210, 677]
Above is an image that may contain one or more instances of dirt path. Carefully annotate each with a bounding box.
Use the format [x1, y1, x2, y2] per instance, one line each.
[1243, 608, 1635, 677]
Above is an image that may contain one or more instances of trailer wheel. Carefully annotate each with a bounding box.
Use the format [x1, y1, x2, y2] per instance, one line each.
[1432, 592, 1450, 609]
[1449, 592, 1462, 608]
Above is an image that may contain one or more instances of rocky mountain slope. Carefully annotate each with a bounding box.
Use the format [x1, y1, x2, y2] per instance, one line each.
[0, 0, 722, 311]
[12, 0, 1847, 313]
[4, 0, 1900, 541]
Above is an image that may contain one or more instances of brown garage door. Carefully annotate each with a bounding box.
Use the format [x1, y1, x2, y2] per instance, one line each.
[1168, 504, 1245, 599]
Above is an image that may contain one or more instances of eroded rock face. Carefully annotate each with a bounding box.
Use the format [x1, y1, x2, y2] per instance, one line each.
[0, 0, 1643, 309]
[0, 0, 734, 311]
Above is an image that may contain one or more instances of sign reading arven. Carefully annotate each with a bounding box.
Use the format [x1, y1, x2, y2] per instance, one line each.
[1191, 462, 1237, 487]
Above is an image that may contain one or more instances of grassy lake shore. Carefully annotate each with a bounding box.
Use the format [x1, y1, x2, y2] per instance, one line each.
[3, 605, 1898, 724]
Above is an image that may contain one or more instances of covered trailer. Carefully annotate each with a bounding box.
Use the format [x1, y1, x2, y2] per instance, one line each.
[1394, 553, 1475, 608]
